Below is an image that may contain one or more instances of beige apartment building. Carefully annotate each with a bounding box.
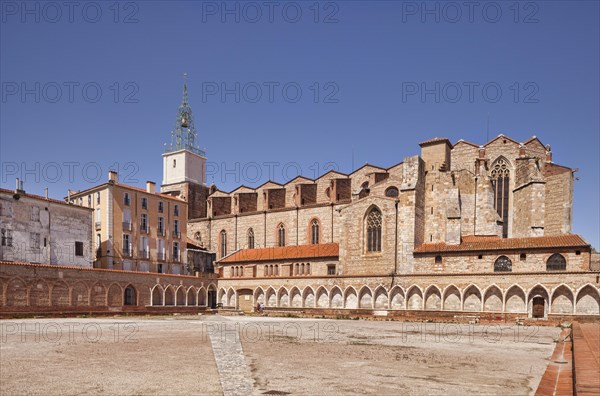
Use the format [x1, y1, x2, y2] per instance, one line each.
[69, 171, 187, 274]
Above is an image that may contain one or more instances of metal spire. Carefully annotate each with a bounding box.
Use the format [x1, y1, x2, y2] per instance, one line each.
[165, 73, 205, 157]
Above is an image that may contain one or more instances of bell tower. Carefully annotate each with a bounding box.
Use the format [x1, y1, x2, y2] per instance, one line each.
[161, 74, 209, 219]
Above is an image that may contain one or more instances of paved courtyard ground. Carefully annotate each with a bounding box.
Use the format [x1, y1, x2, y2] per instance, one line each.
[0, 315, 561, 395]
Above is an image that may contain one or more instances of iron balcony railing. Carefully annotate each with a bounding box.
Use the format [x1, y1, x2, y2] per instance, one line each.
[157, 252, 166, 261]
[122, 221, 132, 231]
[139, 250, 149, 259]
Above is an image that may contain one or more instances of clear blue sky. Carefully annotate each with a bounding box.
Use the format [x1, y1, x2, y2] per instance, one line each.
[1, 1, 598, 247]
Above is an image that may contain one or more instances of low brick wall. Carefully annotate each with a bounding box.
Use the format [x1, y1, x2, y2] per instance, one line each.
[0, 261, 218, 318]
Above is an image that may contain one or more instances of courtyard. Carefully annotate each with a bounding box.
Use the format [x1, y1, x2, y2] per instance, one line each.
[0, 315, 561, 395]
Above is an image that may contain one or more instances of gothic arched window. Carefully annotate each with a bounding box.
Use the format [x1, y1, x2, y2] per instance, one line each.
[311, 219, 320, 244]
[220, 230, 227, 258]
[546, 253, 566, 271]
[366, 207, 382, 252]
[491, 158, 510, 238]
[278, 224, 286, 247]
[494, 255, 512, 272]
[247, 228, 255, 249]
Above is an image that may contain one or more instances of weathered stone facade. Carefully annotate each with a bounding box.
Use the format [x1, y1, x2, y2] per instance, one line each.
[182, 134, 598, 319]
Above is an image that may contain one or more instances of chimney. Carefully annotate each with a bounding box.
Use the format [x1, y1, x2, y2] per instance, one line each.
[15, 178, 25, 193]
[15, 178, 19, 192]
[478, 146, 485, 159]
[108, 170, 118, 183]
[146, 181, 156, 193]
[44, 188, 49, 199]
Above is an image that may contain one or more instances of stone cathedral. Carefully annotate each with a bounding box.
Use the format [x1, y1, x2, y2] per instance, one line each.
[161, 83, 599, 319]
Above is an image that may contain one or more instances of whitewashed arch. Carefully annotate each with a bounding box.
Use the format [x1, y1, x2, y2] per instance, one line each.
[150, 284, 163, 306]
[406, 285, 423, 310]
[330, 286, 343, 308]
[186, 286, 197, 306]
[316, 286, 329, 308]
[373, 285, 388, 309]
[575, 284, 600, 315]
[254, 287, 265, 305]
[289, 287, 302, 308]
[302, 286, 316, 308]
[442, 285, 461, 311]
[218, 288, 227, 306]
[462, 284, 482, 312]
[277, 287, 290, 308]
[483, 284, 503, 312]
[550, 284, 574, 314]
[505, 284, 527, 313]
[265, 287, 277, 307]
[343, 286, 358, 309]
[424, 285, 442, 311]
[358, 286, 373, 309]
[389, 286, 405, 310]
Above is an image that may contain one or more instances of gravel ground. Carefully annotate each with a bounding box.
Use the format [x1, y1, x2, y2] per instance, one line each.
[0, 315, 560, 395]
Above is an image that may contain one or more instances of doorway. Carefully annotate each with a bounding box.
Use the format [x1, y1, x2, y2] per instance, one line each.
[532, 297, 545, 318]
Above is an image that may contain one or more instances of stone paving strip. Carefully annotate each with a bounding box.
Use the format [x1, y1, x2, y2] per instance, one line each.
[205, 316, 255, 396]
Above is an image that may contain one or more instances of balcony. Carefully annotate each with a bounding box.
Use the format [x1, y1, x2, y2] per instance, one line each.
[140, 225, 148, 234]
[95, 222, 101, 230]
[157, 229, 165, 237]
[122, 248, 132, 257]
[172, 255, 180, 263]
[139, 250, 149, 259]
[122, 221, 132, 231]
[173, 231, 181, 239]
[157, 252, 166, 261]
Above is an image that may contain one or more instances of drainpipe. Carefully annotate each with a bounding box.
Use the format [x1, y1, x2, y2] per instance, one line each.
[394, 199, 399, 274]
[235, 214, 238, 250]
[296, 207, 299, 245]
[330, 203, 334, 242]
[263, 211, 267, 247]
[474, 176, 478, 234]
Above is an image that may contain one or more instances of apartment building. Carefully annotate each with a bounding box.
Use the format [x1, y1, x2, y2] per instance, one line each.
[69, 171, 188, 274]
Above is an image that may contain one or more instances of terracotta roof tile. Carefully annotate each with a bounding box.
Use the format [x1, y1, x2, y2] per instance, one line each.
[414, 234, 589, 254]
[219, 243, 339, 263]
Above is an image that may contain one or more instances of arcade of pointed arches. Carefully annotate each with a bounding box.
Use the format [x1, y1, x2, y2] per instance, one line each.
[217, 283, 600, 317]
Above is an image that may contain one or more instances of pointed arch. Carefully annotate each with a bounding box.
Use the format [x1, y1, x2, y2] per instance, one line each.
[365, 206, 382, 252]
[462, 285, 482, 312]
[218, 288, 227, 306]
[289, 286, 302, 308]
[71, 281, 90, 306]
[505, 284, 526, 313]
[302, 286, 315, 308]
[186, 286, 197, 306]
[575, 284, 600, 315]
[373, 285, 388, 309]
[151, 284, 163, 306]
[483, 285, 503, 312]
[164, 285, 175, 306]
[343, 286, 358, 309]
[30, 279, 50, 307]
[406, 285, 423, 310]
[316, 286, 329, 308]
[247, 227, 255, 249]
[197, 286, 207, 306]
[442, 285, 461, 311]
[550, 284, 574, 314]
[528, 284, 549, 318]
[277, 287, 290, 308]
[106, 283, 122, 307]
[277, 223, 286, 247]
[6, 277, 28, 307]
[124, 284, 137, 306]
[175, 286, 186, 306]
[254, 287, 265, 305]
[424, 285, 442, 311]
[309, 218, 321, 245]
[357, 286, 373, 309]
[490, 156, 511, 238]
[51, 281, 70, 307]
[389, 286, 405, 310]
[227, 288, 236, 307]
[265, 287, 277, 307]
[90, 282, 106, 306]
[330, 286, 343, 308]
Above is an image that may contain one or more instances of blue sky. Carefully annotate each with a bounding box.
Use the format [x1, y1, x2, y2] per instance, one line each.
[1, 1, 598, 247]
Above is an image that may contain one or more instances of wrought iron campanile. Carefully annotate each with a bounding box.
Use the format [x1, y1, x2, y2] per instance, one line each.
[165, 73, 204, 156]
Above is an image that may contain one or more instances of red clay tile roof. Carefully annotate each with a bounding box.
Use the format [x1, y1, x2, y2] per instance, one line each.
[0, 188, 93, 210]
[219, 243, 339, 263]
[414, 234, 589, 254]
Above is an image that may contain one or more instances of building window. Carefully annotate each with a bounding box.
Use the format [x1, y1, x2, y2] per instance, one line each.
[123, 234, 131, 256]
[140, 213, 148, 232]
[158, 201, 164, 213]
[311, 219, 319, 244]
[278, 224, 286, 247]
[295, 263, 299, 275]
[301, 263, 305, 275]
[141, 197, 148, 209]
[30, 233, 40, 250]
[87, 195, 91, 207]
[263, 266, 268, 277]
[157, 264, 163, 274]
[247, 228, 255, 249]
[157, 239, 165, 261]
[173, 242, 180, 261]
[520, 253, 527, 261]
[96, 192, 100, 204]
[174, 204, 179, 216]
[306, 263, 311, 275]
[31, 206, 40, 222]
[327, 264, 336, 275]
[435, 255, 442, 264]
[366, 207, 382, 252]
[96, 234, 101, 257]
[173, 159, 176, 168]
[385, 186, 399, 198]
[494, 255, 512, 272]
[158, 217, 164, 235]
[124, 286, 136, 305]
[1, 229, 13, 247]
[75, 241, 84, 257]
[173, 219, 180, 237]
[490, 157, 510, 238]
[123, 192, 130, 206]
[546, 253, 567, 271]
[220, 230, 227, 258]
[95, 208, 101, 223]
